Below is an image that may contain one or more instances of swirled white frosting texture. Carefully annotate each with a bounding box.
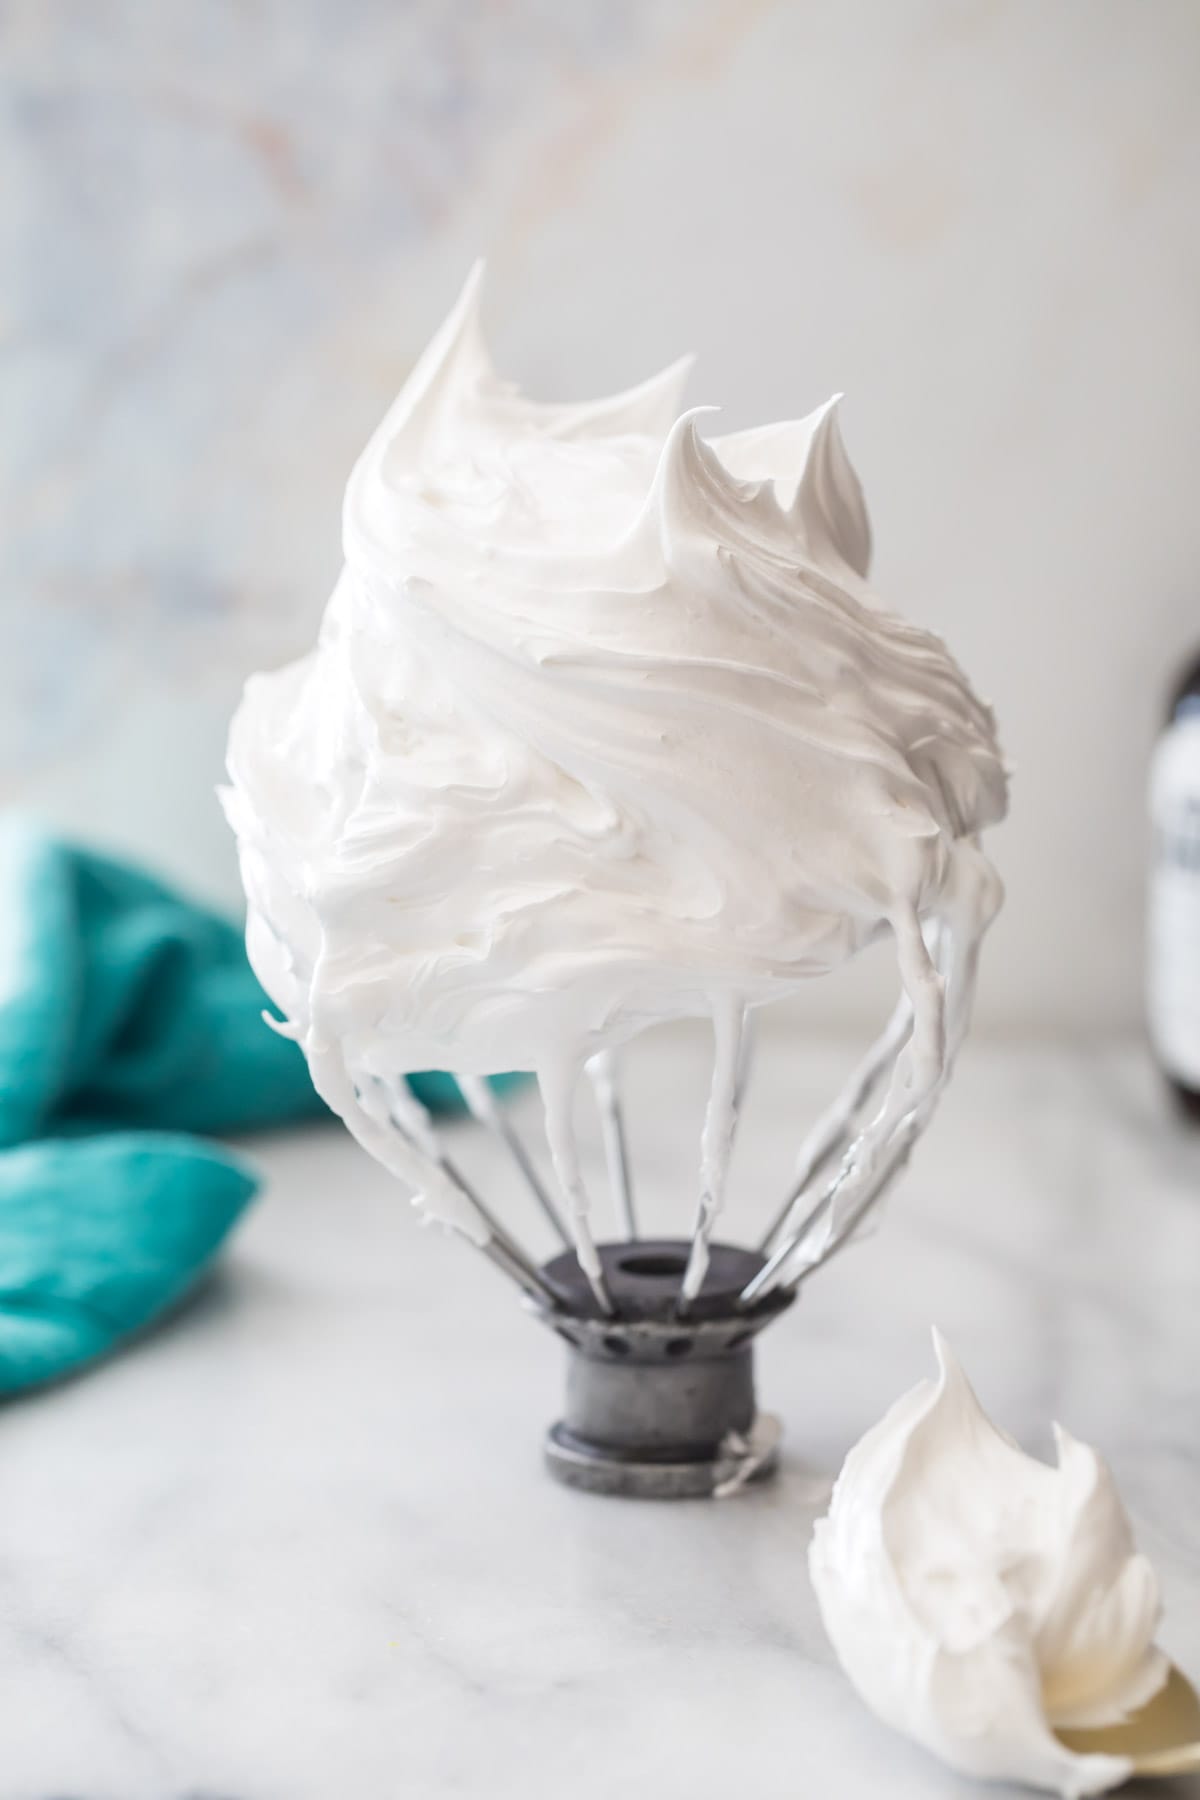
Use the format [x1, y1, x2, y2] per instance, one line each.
[222, 266, 1005, 1250]
[809, 1332, 1168, 1798]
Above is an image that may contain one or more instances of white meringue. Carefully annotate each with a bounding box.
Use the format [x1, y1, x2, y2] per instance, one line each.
[809, 1331, 1168, 1798]
[222, 267, 1005, 1276]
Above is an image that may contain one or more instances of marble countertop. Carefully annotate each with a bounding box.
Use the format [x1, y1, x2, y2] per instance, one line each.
[4, 1031, 1200, 1800]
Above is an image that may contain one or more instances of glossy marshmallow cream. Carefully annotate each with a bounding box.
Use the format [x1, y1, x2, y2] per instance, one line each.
[222, 267, 1006, 1278]
[810, 1332, 1168, 1798]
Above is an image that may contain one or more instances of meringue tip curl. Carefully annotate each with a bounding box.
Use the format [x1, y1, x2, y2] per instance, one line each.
[793, 392, 872, 578]
[543, 351, 696, 443]
[438, 256, 487, 339]
[712, 390, 871, 577]
[347, 259, 490, 521]
[623, 404, 725, 548]
[928, 1321, 961, 1384]
[397, 262, 697, 453]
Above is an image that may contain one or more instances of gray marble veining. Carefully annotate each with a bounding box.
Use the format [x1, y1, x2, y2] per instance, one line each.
[1, 1029, 1199, 1799]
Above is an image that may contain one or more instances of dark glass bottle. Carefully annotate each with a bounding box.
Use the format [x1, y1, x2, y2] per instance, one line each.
[1148, 652, 1200, 1118]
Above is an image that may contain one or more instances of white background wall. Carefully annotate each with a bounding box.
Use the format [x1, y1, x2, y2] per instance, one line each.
[5, 0, 1199, 1033]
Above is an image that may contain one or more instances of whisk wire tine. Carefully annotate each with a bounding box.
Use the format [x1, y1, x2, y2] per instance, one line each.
[537, 1067, 618, 1319]
[435, 1150, 559, 1308]
[458, 1075, 572, 1249]
[480, 1234, 561, 1309]
[731, 1011, 755, 1127]
[678, 997, 746, 1315]
[784, 1128, 917, 1293]
[739, 1175, 838, 1308]
[676, 1009, 756, 1320]
[757, 1161, 833, 1260]
[498, 1113, 574, 1249]
[742, 1102, 922, 1309]
[588, 1052, 637, 1240]
[373, 1078, 559, 1309]
[769, 918, 966, 1298]
[756, 999, 912, 1252]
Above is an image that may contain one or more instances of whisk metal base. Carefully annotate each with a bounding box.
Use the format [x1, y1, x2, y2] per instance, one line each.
[535, 1239, 794, 1499]
[545, 1411, 782, 1499]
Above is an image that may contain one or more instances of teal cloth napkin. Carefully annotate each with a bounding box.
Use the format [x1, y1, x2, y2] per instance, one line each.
[0, 819, 492, 1394]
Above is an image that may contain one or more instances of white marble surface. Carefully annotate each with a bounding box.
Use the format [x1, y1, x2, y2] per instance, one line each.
[3, 1029, 1200, 1800]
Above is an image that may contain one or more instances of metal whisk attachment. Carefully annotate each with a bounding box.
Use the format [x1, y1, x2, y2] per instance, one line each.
[375, 1000, 931, 1499]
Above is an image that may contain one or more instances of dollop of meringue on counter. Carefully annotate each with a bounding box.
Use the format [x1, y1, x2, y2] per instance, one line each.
[222, 266, 1006, 1269]
[809, 1331, 1168, 1798]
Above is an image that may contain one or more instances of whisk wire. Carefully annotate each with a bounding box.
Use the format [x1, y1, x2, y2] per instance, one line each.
[458, 1075, 572, 1248]
[781, 1120, 919, 1294]
[756, 997, 912, 1253]
[377, 1079, 561, 1309]
[588, 1052, 637, 1239]
[678, 999, 747, 1312]
[376, 984, 941, 1326]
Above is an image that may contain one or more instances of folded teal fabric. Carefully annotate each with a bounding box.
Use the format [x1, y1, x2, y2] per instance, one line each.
[0, 821, 331, 1147]
[0, 818, 503, 1393]
[0, 1135, 257, 1392]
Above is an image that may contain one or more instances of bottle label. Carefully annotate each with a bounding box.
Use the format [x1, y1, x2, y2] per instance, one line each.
[1148, 715, 1200, 1086]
